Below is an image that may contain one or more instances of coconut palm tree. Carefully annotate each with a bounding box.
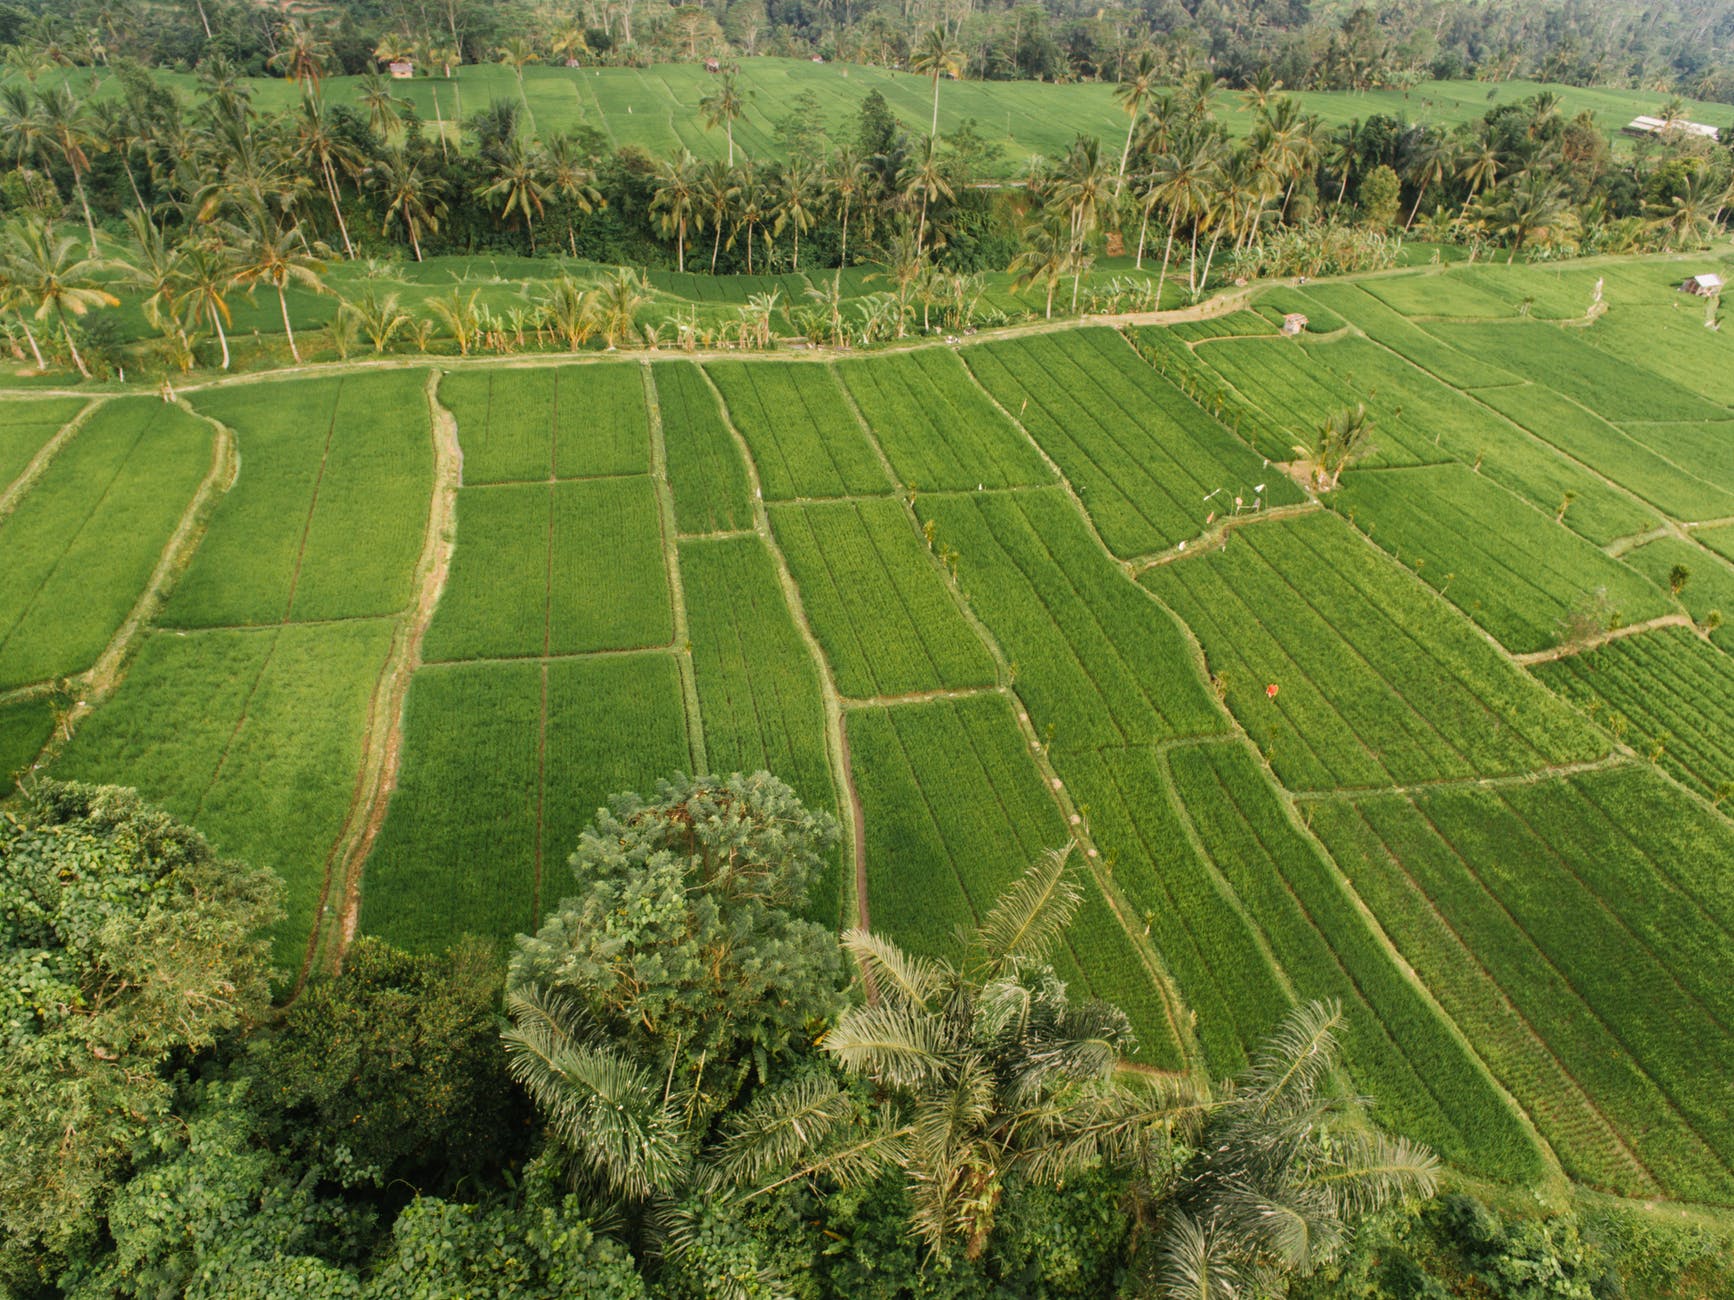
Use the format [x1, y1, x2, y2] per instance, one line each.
[1112, 48, 1161, 199]
[1053, 135, 1110, 310]
[269, 17, 331, 90]
[733, 165, 769, 273]
[478, 136, 550, 251]
[1647, 178, 1716, 251]
[774, 156, 819, 272]
[229, 214, 326, 363]
[825, 850, 1204, 1259]
[1403, 131, 1454, 228]
[1150, 129, 1223, 306]
[355, 70, 410, 141]
[899, 134, 954, 259]
[651, 153, 699, 273]
[35, 84, 103, 255]
[543, 134, 603, 257]
[0, 216, 118, 378]
[295, 93, 364, 259]
[176, 238, 239, 370]
[373, 148, 448, 263]
[699, 70, 746, 167]
[1010, 214, 1069, 318]
[911, 26, 964, 139]
[1147, 1000, 1438, 1295]
[1298, 403, 1374, 489]
[1324, 119, 1364, 207]
[826, 146, 867, 268]
[123, 210, 189, 357]
[699, 160, 739, 273]
[1493, 172, 1570, 263]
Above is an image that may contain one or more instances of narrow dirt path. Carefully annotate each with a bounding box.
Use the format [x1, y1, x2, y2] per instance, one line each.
[305, 368, 460, 987]
[1512, 613, 1699, 665]
[696, 364, 862, 930]
[641, 361, 708, 774]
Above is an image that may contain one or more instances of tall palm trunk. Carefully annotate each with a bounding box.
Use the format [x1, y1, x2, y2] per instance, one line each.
[1406, 181, 1428, 229]
[322, 157, 354, 258]
[711, 219, 723, 272]
[839, 198, 851, 267]
[1135, 207, 1150, 267]
[20, 318, 45, 369]
[277, 283, 301, 362]
[676, 222, 685, 273]
[930, 74, 941, 137]
[1115, 116, 1136, 200]
[59, 313, 90, 378]
[211, 306, 231, 369]
[1155, 220, 1177, 308]
[73, 175, 99, 255]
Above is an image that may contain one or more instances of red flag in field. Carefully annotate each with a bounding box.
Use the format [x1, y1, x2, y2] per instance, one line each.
[1266, 683, 1280, 699]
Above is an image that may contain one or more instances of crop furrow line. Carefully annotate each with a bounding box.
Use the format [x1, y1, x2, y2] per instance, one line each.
[0, 398, 101, 525]
[1334, 797, 1661, 1196]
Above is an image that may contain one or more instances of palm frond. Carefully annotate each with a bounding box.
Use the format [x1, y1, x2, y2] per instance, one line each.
[1300, 1128, 1440, 1220]
[1156, 1213, 1245, 1300]
[501, 984, 688, 1201]
[704, 1074, 853, 1188]
[1240, 998, 1342, 1123]
[842, 928, 947, 1009]
[824, 1001, 949, 1087]
[975, 845, 1082, 971]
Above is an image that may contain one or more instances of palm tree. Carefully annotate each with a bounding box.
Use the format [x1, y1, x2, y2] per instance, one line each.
[356, 71, 409, 140]
[1403, 131, 1454, 228]
[268, 18, 331, 90]
[1647, 178, 1716, 251]
[593, 268, 647, 349]
[295, 93, 364, 259]
[123, 210, 190, 360]
[1053, 134, 1110, 310]
[911, 26, 965, 139]
[176, 238, 239, 370]
[426, 286, 482, 355]
[1494, 172, 1570, 263]
[826, 146, 866, 268]
[651, 153, 699, 273]
[699, 70, 746, 167]
[733, 165, 769, 274]
[1458, 130, 1502, 216]
[229, 214, 326, 363]
[1151, 129, 1223, 306]
[899, 134, 954, 259]
[1148, 1000, 1437, 1295]
[1113, 49, 1161, 199]
[774, 157, 819, 272]
[373, 148, 448, 263]
[497, 37, 540, 131]
[478, 136, 550, 252]
[35, 84, 103, 255]
[825, 850, 1203, 1259]
[1298, 403, 1374, 489]
[1324, 119, 1364, 207]
[542, 134, 603, 257]
[1010, 214, 1069, 318]
[1, 216, 118, 376]
[550, 23, 590, 67]
[699, 160, 739, 273]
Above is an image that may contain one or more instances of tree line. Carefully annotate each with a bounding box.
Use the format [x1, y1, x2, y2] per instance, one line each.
[13, 0, 1734, 107]
[0, 50, 1729, 377]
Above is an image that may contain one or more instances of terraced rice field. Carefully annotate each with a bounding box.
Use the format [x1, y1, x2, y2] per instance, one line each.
[12, 251, 1734, 1209]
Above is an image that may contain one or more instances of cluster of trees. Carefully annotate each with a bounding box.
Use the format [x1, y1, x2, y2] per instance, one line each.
[14, 0, 1734, 106]
[0, 774, 1458, 1297]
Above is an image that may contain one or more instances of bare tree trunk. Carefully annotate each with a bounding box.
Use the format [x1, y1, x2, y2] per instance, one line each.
[212, 309, 231, 369]
[431, 84, 449, 160]
[1115, 115, 1136, 200]
[711, 221, 723, 272]
[1406, 181, 1427, 229]
[277, 284, 301, 362]
[194, 0, 213, 39]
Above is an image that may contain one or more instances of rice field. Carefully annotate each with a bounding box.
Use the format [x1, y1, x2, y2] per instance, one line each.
[15, 251, 1734, 1208]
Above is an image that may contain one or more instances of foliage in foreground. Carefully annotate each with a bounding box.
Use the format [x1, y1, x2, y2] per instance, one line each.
[3, 776, 1722, 1297]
